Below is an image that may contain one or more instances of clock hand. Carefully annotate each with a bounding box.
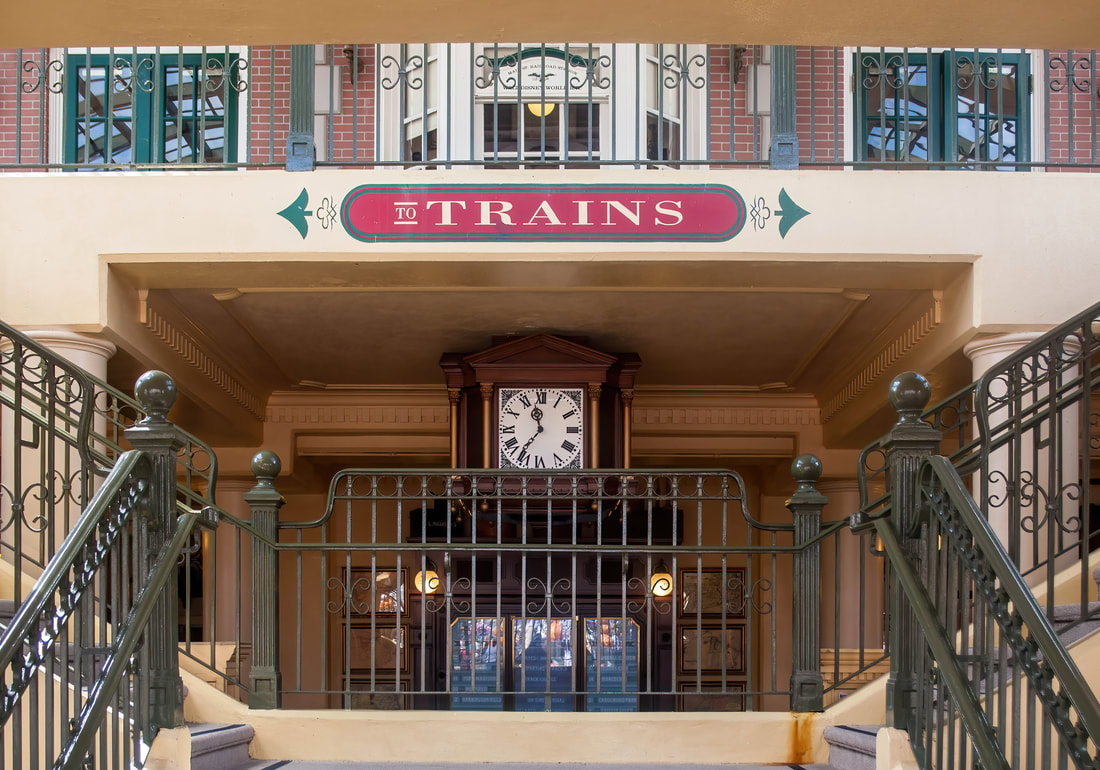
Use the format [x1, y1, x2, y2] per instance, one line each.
[519, 407, 545, 456]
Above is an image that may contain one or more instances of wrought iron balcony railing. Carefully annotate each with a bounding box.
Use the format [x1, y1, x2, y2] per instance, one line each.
[2, 45, 1099, 171]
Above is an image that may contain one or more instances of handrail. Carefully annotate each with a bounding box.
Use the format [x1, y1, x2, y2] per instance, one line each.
[298, 467, 775, 531]
[871, 515, 1010, 770]
[56, 510, 200, 770]
[0, 450, 150, 717]
[1, 319, 230, 527]
[924, 455, 1100, 757]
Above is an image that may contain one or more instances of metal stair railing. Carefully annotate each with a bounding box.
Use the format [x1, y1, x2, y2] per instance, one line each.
[856, 455, 1100, 770]
[0, 445, 199, 769]
[859, 301, 1100, 626]
[1, 320, 260, 697]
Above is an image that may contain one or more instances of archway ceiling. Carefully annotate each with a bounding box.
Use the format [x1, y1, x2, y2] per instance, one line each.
[110, 258, 970, 450]
[6, 0, 1100, 49]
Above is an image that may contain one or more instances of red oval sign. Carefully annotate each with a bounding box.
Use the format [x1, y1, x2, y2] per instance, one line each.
[340, 184, 746, 242]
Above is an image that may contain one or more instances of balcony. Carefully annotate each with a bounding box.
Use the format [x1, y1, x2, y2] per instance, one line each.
[2, 44, 1099, 172]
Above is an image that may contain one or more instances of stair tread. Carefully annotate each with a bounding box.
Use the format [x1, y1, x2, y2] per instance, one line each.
[199, 751, 835, 769]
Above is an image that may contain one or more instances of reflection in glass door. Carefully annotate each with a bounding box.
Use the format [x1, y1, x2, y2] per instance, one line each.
[450, 616, 639, 711]
[513, 618, 575, 712]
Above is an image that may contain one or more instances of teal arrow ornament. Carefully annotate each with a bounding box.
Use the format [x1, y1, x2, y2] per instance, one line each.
[775, 188, 810, 239]
[277, 188, 312, 239]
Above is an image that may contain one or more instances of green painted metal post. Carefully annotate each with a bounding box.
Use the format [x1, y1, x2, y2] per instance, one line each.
[247, 450, 284, 709]
[287, 44, 315, 171]
[787, 453, 826, 711]
[123, 371, 186, 730]
[881, 372, 941, 731]
[769, 45, 799, 169]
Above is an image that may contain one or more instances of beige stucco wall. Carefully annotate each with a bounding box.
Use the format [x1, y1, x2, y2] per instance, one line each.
[2, 169, 1095, 336]
[6, 0, 1100, 49]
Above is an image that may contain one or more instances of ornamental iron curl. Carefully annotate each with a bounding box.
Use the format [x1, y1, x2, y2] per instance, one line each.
[661, 51, 707, 90]
[1048, 54, 1093, 93]
[625, 576, 673, 615]
[955, 54, 1001, 91]
[474, 52, 518, 89]
[21, 56, 64, 94]
[424, 577, 473, 614]
[379, 53, 424, 91]
[202, 57, 249, 94]
[1017, 473, 1082, 535]
[568, 53, 611, 90]
[861, 54, 905, 90]
[526, 575, 572, 615]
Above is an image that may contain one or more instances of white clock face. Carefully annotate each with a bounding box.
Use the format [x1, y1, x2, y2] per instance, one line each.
[497, 388, 585, 469]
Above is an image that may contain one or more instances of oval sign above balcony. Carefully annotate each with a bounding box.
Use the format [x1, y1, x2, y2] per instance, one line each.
[338, 184, 747, 243]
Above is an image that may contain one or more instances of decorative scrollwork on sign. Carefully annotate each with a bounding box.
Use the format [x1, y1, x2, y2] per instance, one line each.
[662, 52, 707, 90]
[379, 54, 424, 91]
[625, 577, 672, 615]
[474, 52, 518, 89]
[569, 53, 611, 90]
[21, 57, 64, 95]
[425, 577, 472, 614]
[526, 576, 572, 615]
[1048, 55, 1093, 93]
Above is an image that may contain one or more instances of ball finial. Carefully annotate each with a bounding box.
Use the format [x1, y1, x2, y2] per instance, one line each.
[251, 450, 282, 487]
[791, 453, 822, 485]
[134, 370, 176, 423]
[888, 372, 932, 424]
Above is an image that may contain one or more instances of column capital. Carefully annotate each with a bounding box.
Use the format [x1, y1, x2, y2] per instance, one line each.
[962, 332, 1044, 373]
[3, 325, 116, 360]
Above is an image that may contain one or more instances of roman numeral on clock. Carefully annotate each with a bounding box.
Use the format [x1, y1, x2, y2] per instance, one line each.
[561, 440, 576, 453]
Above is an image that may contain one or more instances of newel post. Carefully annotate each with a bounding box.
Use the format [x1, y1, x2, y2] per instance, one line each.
[882, 372, 941, 729]
[787, 453, 827, 712]
[246, 450, 284, 709]
[124, 371, 186, 729]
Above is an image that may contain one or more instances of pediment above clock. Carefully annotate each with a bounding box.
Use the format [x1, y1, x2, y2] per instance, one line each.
[441, 334, 621, 386]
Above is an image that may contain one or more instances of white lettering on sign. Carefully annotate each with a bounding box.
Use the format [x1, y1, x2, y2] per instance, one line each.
[425, 200, 467, 226]
[477, 200, 515, 226]
[397, 197, 691, 229]
[654, 200, 684, 226]
[392, 202, 419, 225]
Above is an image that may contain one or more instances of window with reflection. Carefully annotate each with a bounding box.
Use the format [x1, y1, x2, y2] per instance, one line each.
[66, 52, 239, 166]
[858, 50, 1028, 168]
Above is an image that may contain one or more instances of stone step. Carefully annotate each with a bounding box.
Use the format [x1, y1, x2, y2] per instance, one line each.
[190, 723, 257, 770]
[823, 725, 879, 770]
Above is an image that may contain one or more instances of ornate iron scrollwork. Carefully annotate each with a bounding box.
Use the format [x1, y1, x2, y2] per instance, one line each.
[21, 56, 64, 95]
[379, 53, 424, 91]
[525, 576, 572, 615]
[662, 51, 707, 90]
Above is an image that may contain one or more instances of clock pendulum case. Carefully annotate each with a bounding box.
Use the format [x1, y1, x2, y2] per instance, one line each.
[439, 334, 641, 470]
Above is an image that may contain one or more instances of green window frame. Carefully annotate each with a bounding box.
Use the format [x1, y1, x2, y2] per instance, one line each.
[65, 52, 239, 165]
[856, 50, 1030, 168]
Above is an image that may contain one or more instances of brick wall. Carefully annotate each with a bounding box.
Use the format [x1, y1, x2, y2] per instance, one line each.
[1, 45, 1096, 170]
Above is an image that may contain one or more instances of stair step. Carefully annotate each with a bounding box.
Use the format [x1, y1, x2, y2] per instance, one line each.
[217, 764, 833, 769]
[823, 725, 880, 770]
[190, 723, 256, 770]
